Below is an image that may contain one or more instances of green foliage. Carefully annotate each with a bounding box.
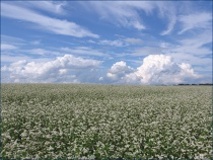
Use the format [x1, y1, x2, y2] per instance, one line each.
[1, 84, 212, 159]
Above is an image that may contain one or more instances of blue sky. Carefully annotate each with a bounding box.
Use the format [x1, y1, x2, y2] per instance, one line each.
[1, 1, 212, 84]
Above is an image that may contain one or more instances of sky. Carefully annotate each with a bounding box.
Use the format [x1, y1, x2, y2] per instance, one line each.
[1, 1, 212, 84]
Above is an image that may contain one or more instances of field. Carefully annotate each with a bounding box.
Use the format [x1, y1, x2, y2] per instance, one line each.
[1, 84, 212, 159]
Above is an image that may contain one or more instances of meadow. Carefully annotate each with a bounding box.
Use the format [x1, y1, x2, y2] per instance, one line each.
[1, 84, 212, 159]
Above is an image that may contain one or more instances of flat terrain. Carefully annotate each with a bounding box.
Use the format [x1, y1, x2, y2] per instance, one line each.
[1, 84, 212, 159]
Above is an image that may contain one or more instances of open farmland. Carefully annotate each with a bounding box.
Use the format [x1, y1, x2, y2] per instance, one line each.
[1, 84, 212, 159]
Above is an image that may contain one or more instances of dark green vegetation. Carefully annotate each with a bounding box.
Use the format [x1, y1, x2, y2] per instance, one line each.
[1, 84, 212, 159]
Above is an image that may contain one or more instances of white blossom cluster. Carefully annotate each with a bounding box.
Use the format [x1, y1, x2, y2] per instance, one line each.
[1, 84, 212, 159]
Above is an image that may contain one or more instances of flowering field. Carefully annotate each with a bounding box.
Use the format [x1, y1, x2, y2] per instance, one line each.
[1, 84, 212, 159]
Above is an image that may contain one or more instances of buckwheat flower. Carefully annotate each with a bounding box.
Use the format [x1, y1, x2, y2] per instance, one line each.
[21, 130, 28, 138]
[47, 146, 54, 151]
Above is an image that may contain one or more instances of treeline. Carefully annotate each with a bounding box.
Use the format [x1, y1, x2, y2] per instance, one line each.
[178, 83, 213, 86]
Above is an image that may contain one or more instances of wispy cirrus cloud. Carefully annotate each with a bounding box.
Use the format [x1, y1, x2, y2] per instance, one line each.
[60, 46, 106, 57]
[178, 12, 212, 34]
[80, 1, 179, 35]
[160, 15, 176, 35]
[81, 1, 211, 37]
[162, 30, 212, 58]
[1, 3, 99, 38]
[31, 40, 41, 45]
[80, 1, 147, 30]
[22, 1, 67, 15]
[153, 1, 177, 35]
[124, 27, 212, 77]
[25, 48, 61, 56]
[89, 38, 143, 47]
[1, 35, 25, 46]
[1, 44, 18, 50]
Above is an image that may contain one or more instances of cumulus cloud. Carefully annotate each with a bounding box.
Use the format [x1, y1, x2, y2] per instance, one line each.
[107, 61, 135, 82]
[2, 54, 201, 84]
[2, 54, 101, 83]
[135, 55, 199, 84]
[107, 54, 200, 85]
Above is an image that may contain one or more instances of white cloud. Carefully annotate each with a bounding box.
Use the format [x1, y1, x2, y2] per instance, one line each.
[107, 61, 134, 81]
[178, 30, 212, 49]
[109, 61, 133, 74]
[107, 54, 200, 84]
[26, 48, 60, 56]
[1, 55, 38, 63]
[168, 53, 212, 72]
[153, 1, 177, 35]
[1, 54, 205, 84]
[60, 47, 106, 57]
[124, 38, 143, 45]
[101, 38, 143, 47]
[23, 1, 67, 14]
[131, 47, 161, 56]
[159, 29, 212, 76]
[135, 54, 199, 84]
[1, 43, 17, 50]
[89, 38, 143, 47]
[161, 15, 176, 35]
[81, 1, 179, 35]
[99, 77, 104, 81]
[160, 31, 212, 69]
[59, 69, 67, 75]
[82, 1, 210, 36]
[1, 3, 99, 38]
[2, 54, 102, 83]
[99, 40, 124, 47]
[31, 40, 41, 45]
[1, 35, 26, 47]
[82, 1, 147, 30]
[178, 12, 212, 34]
[132, 20, 145, 30]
